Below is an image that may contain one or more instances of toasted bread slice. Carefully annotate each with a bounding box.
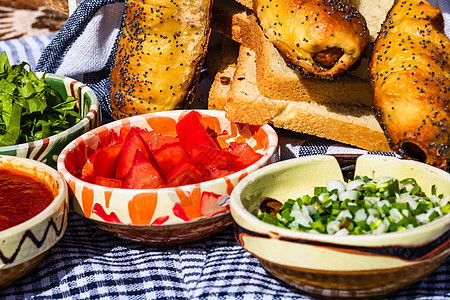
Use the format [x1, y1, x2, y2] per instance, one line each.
[208, 36, 240, 110]
[212, 1, 374, 106]
[224, 45, 391, 152]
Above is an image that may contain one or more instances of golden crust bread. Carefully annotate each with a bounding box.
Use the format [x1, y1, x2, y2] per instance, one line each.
[224, 45, 391, 152]
[370, 0, 450, 168]
[110, 0, 212, 119]
[253, 0, 370, 79]
[350, 0, 394, 42]
[230, 0, 394, 42]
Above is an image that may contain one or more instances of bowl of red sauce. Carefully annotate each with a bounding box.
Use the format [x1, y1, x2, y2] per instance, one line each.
[57, 109, 278, 245]
[0, 155, 68, 290]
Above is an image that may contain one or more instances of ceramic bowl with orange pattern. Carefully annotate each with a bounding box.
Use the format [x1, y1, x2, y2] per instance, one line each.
[57, 109, 278, 245]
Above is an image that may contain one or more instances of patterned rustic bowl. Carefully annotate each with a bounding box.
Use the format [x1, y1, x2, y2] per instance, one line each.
[230, 154, 450, 299]
[0, 155, 68, 290]
[57, 110, 278, 245]
[0, 72, 100, 169]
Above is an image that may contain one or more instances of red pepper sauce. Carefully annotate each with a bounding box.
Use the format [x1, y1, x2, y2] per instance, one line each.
[0, 169, 54, 231]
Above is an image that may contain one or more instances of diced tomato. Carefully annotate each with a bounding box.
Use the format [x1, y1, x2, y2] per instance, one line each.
[139, 130, 159, 151]
[140, 130, 179, 151]
[209, 168, 235, 180]
[152, 142, 190, 175]
[158, 135, 179, 147]
[166, 158, 206, 187]
[123, 151, 166, 189]
[236, 123, 261, 139]
[190, 143, 238, 171]
[94, 176, 123, 188]
[93, 142, 123, 178]
[205, 127, 218, 141]
[200, 191, 229, 217]
[227, 143, 263, 171]
[116, 127, 152, 179]
[105, 129, 123, 147]
[227, 141, 237, 149]
[133, 127, 150, 135]
[119, 126, 132, 141]
[81, 160, 95, 183]
[176, 110, 218, 155]
[87, 151, 97, 164]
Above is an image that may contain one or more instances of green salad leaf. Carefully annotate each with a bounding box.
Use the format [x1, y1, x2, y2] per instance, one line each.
[0, 52, 82, 146]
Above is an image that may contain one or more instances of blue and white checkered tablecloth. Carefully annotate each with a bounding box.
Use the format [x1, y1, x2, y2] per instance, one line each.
[0, 2, 448, 298]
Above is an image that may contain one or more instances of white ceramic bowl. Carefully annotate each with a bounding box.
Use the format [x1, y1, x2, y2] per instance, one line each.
[230, 154, 450, 298]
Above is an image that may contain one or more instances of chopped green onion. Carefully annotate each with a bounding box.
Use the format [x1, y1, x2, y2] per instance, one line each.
[326, 220, 340, 234]
[326, 180, 345, 193]
[314, 186, 328, 195]
[338, 190, 359, 201]
[311, 220, 326, 233]
[442, 203, 450, 214]
[389, 223, 398, 232]
[280, 199, 295, 211]
[257, 176, 449, 235]
[258, 213, 278, 225]
[410, 185, 421, 195]
[428, 210, 439, 222]
[391, 203, 408, 210]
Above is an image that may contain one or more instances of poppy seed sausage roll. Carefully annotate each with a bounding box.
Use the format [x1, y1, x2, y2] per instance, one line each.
[370, 0, 450, 168]
[110, 0, 212, 119]
[253, 0, 370, 79]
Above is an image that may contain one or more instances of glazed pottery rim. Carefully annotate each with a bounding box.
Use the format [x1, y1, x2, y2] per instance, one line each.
[0, 155, 68, 238]
[230, 154, 450, 244]
[57, 109, 278, 225]
[0, 72, 99, 153]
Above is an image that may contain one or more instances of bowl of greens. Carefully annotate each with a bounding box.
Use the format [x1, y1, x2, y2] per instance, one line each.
[0, 52, 100, 168]
[229, 154, 450, 299]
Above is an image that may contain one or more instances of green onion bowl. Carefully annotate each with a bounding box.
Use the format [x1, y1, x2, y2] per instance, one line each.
[230, 154, 450, 299]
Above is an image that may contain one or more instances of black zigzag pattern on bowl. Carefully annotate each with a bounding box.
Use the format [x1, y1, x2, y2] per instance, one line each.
[0, 205, 68, 265]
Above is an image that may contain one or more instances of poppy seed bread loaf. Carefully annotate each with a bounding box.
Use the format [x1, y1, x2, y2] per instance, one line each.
[110, 0, 212, 119]
[370, 0, 450, 168]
